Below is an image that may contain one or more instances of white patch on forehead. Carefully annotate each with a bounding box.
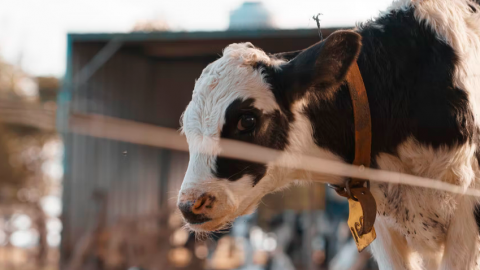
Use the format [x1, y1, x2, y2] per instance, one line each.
[182, 42, 284, 145]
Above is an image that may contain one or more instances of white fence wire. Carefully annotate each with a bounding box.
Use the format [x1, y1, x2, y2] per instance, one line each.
[68, 113, 480, 198]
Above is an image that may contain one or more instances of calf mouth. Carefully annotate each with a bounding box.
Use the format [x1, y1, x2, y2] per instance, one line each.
[185, 205, 259, 233]
[187, 217, 212, 225]
[181, 210, 212, 225]
[185, 215, 233, 232]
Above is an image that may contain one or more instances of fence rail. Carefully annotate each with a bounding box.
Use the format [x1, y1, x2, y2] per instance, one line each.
[0, 100, 56, 130]
[1, 100, 477, 198]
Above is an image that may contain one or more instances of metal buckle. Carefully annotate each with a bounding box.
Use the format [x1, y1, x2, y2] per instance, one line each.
[329, 178, 371, 201]
[328, 178, 377, 252]
[345, 178, 370, 201]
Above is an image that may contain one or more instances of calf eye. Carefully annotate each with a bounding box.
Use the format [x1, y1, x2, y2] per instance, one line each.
[237, 114, 257, 132]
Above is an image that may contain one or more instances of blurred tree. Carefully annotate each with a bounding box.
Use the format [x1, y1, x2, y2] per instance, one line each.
[0, 56, 58, 203]
[0, 56, 60, 269]
[0, 59, 39, 102]
[37, 76, 60, 103]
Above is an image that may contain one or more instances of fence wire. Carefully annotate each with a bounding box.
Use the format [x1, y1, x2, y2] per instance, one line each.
[67, 113, 480, 198]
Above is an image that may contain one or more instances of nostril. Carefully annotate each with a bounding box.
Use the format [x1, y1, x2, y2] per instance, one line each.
[178, 200, 212, 225]
[192, 194, 216, 213]
[193, 196, 207, 210]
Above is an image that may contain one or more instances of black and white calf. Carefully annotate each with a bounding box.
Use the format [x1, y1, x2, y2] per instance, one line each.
[177, 0, 480, 269]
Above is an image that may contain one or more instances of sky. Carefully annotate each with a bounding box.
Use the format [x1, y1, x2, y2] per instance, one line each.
[0, 0, 392, 77]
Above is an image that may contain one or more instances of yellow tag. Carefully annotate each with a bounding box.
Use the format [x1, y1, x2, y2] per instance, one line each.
[348, 198, 376, 252]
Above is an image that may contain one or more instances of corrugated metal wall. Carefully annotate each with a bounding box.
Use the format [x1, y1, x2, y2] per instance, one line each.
[61, 43, 203, 261]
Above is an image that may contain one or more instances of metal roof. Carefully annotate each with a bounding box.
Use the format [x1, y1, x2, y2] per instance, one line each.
[67, 28, 339, 42]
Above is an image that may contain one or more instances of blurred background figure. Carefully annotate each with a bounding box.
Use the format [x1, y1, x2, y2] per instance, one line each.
[0, 0, 389, 269]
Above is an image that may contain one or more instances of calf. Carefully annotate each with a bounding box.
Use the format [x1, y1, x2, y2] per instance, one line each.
[177, 0, 480, 269]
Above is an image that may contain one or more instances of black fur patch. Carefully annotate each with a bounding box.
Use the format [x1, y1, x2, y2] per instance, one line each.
[269, 9, 476, 162]
[469, 0, 479, 12]
[302, 83, 355, 162]
[475, 205, 480, 233]
[469, 4, 477, 12]
[357, 9, 475, 157]
[213, 98, 290, 186]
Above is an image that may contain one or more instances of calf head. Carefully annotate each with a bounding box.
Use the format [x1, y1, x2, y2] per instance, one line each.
[178, 30, 362, 232]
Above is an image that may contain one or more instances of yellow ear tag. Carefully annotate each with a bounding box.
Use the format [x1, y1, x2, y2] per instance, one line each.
[347, 187, 377, 252]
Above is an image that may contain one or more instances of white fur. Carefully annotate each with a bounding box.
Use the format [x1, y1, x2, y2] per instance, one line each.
[368, 137, 480, 269]
[370, 217, 425, 270]
[179, 43, 291, 231]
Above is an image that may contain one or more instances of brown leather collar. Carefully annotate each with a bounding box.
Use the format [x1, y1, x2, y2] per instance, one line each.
[347, 62, 371, 171]
[329, 62, 377, 237]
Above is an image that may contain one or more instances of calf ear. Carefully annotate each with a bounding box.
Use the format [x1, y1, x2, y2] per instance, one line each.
[274, 30, 362, 105]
